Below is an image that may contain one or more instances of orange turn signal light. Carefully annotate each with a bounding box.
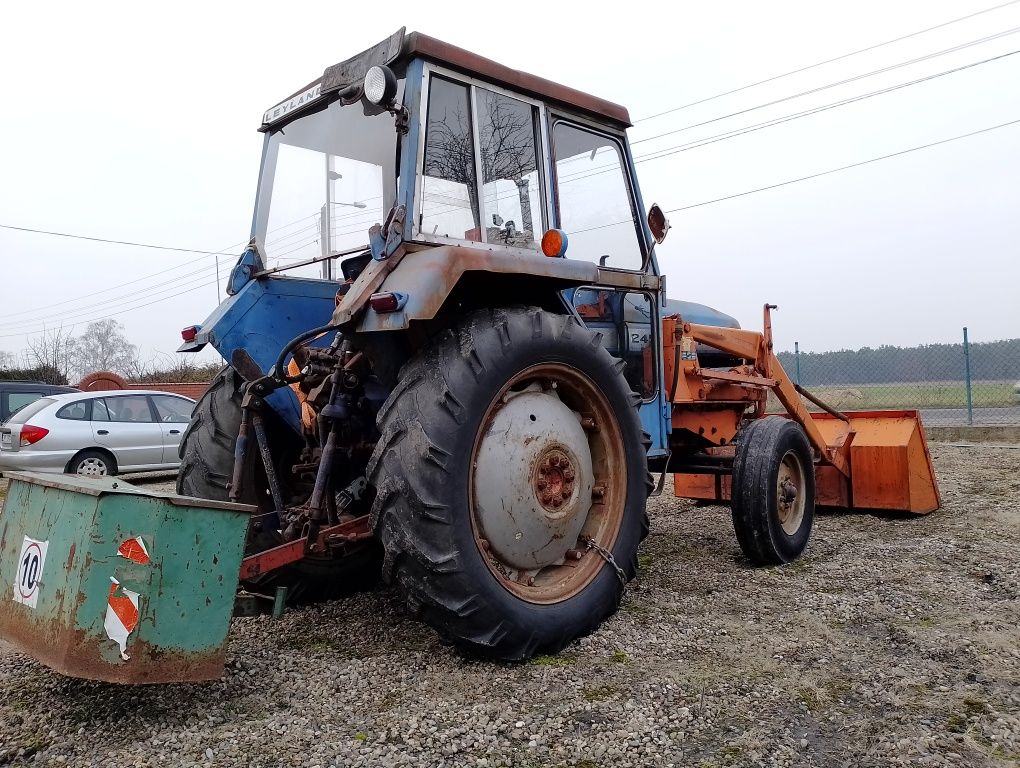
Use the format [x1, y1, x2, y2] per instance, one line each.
[541, 228, 568, 258]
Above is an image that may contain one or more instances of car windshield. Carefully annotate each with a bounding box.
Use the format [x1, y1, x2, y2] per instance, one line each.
[6, 398, 55, 424]
[253, 87, 404, 277]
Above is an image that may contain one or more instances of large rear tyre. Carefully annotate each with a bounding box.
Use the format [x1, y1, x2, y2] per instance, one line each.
[369, 307, 651, 660]
[177, 366, 244, 501]
[177, 365, 379, 601]
[731, 416, 815, 565]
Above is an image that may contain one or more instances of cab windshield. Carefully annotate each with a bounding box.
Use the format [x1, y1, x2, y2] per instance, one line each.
[253, 88, 403, 276]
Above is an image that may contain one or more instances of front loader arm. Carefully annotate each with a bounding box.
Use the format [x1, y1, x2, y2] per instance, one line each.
[686, 305, 852, 476]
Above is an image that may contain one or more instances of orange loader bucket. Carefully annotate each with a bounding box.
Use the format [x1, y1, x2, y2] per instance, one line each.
[808, 410, 940, 514]
[675, 410, 940, 514]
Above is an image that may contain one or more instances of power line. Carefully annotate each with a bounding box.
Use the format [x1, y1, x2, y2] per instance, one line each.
[569, 117, 1020, 238]
[0, 261, 227, 329]
[632, 25, 1020, 146]
[0, 223, 235, 255]
[665, 117, 1020, 212]
[635, 0, 1020, 122]
[556, 48, 1020, 188]
[0, 274, 220, 339]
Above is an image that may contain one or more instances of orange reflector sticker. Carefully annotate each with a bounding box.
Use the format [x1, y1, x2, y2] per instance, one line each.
[117, 536, 150, 565]
[104, 577, 140, 660]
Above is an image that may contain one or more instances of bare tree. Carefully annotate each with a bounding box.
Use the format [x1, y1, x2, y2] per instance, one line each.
[73, 319, 138, 378]
[424, 89, 539, 237]
[23, 326, 76, 382]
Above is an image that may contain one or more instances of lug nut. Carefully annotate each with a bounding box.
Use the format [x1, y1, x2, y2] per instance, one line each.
[551, 497, 562, 508]
[537, 479, 547, 490]
[541, 492, 553, 504]
[563, 468, 575, 481]
[551, 455, 561, 467]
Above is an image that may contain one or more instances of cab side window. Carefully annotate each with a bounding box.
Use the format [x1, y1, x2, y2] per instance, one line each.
[553, 123, 643, 270]
[421, 77, 480, 241]
[476, 88, 543, 250]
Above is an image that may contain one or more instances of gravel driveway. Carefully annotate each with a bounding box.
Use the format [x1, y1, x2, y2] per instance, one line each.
[1, 444, 1018, 767]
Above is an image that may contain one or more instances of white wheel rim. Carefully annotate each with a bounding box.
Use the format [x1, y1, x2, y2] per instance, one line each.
[77, 457, 108, 477]
[776, 449, 806, 535]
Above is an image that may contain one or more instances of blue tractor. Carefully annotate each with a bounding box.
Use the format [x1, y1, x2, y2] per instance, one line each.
[173, 29, 794, 661]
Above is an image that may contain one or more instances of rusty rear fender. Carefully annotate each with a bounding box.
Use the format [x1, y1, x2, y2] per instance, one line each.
[350, 245, 662, 333]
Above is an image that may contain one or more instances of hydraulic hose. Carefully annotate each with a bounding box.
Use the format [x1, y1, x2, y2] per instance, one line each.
[271, 323, 340, 380]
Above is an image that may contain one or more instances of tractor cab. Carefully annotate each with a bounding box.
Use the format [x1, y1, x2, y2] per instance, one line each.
[253, 28, 657, 279]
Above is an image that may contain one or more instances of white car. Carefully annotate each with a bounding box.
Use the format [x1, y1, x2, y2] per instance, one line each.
[0, 390, 195, 477]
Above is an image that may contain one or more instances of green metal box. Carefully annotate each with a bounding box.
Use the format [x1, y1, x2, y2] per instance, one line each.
[0, 472, 253, 683]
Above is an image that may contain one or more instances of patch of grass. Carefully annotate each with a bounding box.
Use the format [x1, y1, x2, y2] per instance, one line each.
[609, 649, 631, 665]
[637, 553, 654, 571]
[962, 695, 990, 715]
[798, 686, 821, 711]
[530, 653, 576, 667]
[582, 685, 618, 702]
[946, 713, 968, 732]
[785, 380, 1016, 410]
[353, 732, 368, 742]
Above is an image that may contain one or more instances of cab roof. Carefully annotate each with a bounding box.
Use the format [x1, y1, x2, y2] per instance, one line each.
[262, 28, 631, 130]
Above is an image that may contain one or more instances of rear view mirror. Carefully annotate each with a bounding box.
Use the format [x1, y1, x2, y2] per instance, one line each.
[647, 203, 671, 244]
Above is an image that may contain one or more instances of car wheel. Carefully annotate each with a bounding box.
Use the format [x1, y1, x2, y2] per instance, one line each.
[70, 450, 117, 477]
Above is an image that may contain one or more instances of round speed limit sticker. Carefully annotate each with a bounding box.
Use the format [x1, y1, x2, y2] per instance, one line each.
[13, 537, 49, 609]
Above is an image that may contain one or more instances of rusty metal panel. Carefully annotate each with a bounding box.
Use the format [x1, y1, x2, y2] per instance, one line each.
[0, 472, 253, 683]
[354, 246, 661, 332]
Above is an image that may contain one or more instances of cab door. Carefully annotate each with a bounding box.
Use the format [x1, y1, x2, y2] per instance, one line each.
[91, 395, 164, 470]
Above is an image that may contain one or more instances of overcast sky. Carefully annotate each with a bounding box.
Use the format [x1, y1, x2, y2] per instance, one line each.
[1, 0, 1017, 368]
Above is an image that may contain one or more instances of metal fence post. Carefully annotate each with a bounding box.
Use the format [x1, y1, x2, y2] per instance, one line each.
[795, 341, 801, 385]
[963, 327, 973, 426]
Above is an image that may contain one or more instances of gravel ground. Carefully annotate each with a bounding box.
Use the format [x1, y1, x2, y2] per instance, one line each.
[0, 443, 1018, 767]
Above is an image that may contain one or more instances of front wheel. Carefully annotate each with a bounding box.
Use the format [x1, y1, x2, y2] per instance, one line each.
[369, 307, 651, 660]
[731, 416, 815, 564]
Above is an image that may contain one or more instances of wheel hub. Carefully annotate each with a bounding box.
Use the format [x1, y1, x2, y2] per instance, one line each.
[776, 451, 806, 533]
[534, 449, 576, 512]
[473, 387, 594, 571]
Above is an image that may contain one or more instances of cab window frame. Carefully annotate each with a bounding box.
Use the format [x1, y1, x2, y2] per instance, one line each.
[413, 63, 553, 256]
[548, 115, 650, 273]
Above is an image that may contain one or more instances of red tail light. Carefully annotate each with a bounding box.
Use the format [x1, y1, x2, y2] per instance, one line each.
[20, 425, 49, 446]
[369, 292, 400, 313]
[181, 325, 200, 342]
[369, 291, 409, 313]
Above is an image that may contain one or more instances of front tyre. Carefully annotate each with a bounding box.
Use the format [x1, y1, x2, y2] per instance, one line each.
[731, 415, 815, 565]
[369, 307, 650, 660]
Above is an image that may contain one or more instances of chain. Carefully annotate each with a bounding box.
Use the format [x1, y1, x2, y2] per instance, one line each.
[581, 536, 627, 586]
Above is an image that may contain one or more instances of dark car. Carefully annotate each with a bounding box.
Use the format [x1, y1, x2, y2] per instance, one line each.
[0, 381, 79, 422]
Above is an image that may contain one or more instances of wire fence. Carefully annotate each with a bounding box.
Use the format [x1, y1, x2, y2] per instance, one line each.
[773, 328, 1020, 427]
